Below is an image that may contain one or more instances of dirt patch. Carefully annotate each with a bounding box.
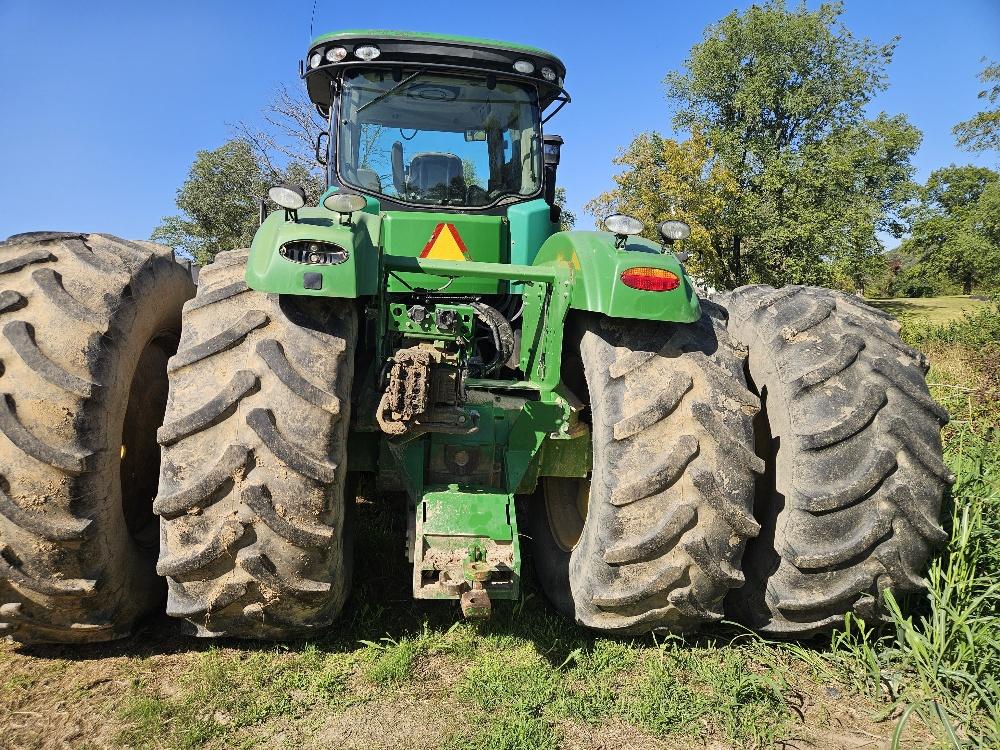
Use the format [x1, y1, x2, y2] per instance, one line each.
[308, 694, 462, 750]
[797, 690, 937, 749]
[559, 718, 692, 749]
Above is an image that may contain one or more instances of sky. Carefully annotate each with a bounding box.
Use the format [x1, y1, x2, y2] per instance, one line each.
[0, 0, 997, 242]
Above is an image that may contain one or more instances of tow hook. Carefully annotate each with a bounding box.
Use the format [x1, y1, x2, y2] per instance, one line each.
[460, 556, 493, 619]
[440, 548, 493, 619]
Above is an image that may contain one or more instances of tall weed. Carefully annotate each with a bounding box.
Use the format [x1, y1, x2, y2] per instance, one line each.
[812, 305, 1000, 747]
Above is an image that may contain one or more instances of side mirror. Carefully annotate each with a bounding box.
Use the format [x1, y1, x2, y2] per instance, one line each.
[542, 134, 563, 207]
[315, 131, 329, 166]
[542, 134, 563, 166]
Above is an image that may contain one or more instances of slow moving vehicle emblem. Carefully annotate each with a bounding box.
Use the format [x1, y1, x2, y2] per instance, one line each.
[420, 223, 469, 261]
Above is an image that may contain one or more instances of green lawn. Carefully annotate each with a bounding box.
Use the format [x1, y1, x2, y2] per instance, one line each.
[866, 295, 988, 325]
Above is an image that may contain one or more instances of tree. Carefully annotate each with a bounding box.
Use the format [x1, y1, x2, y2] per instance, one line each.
[954, 60, 1000, 153]
[155, 84, 327, 265]
[152, 139, 322, 265]
[902, 165, 1000, 294]
[586, 130, 740, 286]
[234, 83, 327, 180]
[554, 187, 576, 231]
[642, 0, 921, 288]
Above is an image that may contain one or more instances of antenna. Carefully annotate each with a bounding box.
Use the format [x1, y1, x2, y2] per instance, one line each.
[309, 0, 318, 42]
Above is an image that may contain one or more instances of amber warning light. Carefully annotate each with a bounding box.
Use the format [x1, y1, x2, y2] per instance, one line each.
[620, 267, 680, 292]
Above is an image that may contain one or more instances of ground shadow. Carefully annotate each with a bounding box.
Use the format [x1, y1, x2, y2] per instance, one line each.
[12, 491, 829, 667]
[864, 299, 920, 321]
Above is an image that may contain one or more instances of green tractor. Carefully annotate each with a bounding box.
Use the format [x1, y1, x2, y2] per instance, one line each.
[0, 31, 951, 643]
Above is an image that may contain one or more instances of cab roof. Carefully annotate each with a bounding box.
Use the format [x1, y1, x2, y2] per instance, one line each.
[303, 29, 568, 110]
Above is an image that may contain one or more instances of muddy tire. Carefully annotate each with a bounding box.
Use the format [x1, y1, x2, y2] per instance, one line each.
[0, 232, 194, 643]
[154, 250, 356, 638]
[527, 304, 763, 634]
[722, 285, 952, 635]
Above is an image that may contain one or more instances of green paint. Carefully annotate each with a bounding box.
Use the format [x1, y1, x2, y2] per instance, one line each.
[421, 491, 512, 540]
[534, 231, 702, 322]
[309, 29, 563, 66]
[507, 199, 557, 267]
[414, 489, 520, 601]
[383, 256, 558, 284]
[382, 211, 509, 295]
[246, 208, 380, 297]
[386, 302, 475, 343]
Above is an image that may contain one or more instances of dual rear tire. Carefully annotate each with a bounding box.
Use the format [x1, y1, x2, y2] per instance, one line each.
[0, 239, 358, 643]
[0, 233, 194, 642]
[154, 250, 357, 638]
[528, 289, 950, 636]
[527, 305, 763, 633]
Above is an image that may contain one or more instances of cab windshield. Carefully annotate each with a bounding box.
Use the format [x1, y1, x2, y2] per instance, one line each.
[337, 69, 542, 208]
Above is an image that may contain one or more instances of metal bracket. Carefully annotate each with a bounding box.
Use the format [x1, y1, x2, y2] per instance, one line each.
[411, 490, 519, 609]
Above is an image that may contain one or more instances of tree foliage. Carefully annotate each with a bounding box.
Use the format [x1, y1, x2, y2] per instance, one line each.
[554, 187, 576, 231]
[152, 139, 322, 265]
[901, 165, 1000, 294]
[592, 0, 920, 291]
[954, 60, 1000, 153]
[154, 85, 326, 265]
[586, 130, 738, 285]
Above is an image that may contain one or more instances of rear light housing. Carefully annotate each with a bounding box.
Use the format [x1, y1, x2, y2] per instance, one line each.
[620, 267, 681, 292]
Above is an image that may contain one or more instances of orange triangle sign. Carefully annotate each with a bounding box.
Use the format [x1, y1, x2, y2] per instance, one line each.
[420, 223, 469, 261]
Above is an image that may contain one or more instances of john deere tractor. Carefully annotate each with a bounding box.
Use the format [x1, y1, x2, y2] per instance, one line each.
[0, 31, 951, 643]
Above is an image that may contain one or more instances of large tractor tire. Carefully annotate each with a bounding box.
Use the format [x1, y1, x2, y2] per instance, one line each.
[0, 232, 194, 643]
[154, 249, 356, 638]
[526, 304, 764, 634]
[723, 285, 952, 635]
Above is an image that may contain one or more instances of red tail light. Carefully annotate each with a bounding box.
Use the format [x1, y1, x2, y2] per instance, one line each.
[620, 267, 680, 292]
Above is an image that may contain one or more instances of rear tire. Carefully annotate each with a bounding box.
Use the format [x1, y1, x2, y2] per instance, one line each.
[154, 250, 357, 638]
[722, 285, 952, 635]
[0, 232, 194, 643]
[528, 305, 763, 634]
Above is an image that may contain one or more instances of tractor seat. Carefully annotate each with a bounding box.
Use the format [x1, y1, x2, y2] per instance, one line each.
[408, 152, 465, 197]
[356, 168, 382, 193]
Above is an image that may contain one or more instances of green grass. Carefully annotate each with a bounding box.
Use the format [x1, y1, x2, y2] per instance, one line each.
[116, 645, 358, 749]
[866, 295, 988, 325]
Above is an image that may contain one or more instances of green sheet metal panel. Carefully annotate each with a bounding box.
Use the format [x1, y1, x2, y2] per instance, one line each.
[533, 230, 701, 322]
[246, 208, 381, 297]
[421, 490, 513, 540]
[507, 199, 557, 267]
[310, 29, 562, 64]
[382, 212, 509, 294]
[415, 489, 520, 601]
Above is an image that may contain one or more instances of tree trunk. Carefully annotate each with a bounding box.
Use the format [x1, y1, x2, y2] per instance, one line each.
[732, 234, 743, 286]
[964, 275, 973, 295]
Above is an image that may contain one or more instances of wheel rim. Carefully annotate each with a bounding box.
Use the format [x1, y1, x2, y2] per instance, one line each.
[543, 476, 590, 552]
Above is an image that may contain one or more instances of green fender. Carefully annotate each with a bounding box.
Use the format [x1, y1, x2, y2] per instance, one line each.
[532, 230, 701, 322]
[245, 207, 381, 297]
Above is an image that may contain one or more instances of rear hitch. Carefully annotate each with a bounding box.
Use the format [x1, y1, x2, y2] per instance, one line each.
[410, 491, 519, 617]
[429, 548, 495, 619]
[460, 586, 491, 619]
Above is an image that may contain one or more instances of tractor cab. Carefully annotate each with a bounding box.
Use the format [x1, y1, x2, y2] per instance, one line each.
[303, 31, 569, 216]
